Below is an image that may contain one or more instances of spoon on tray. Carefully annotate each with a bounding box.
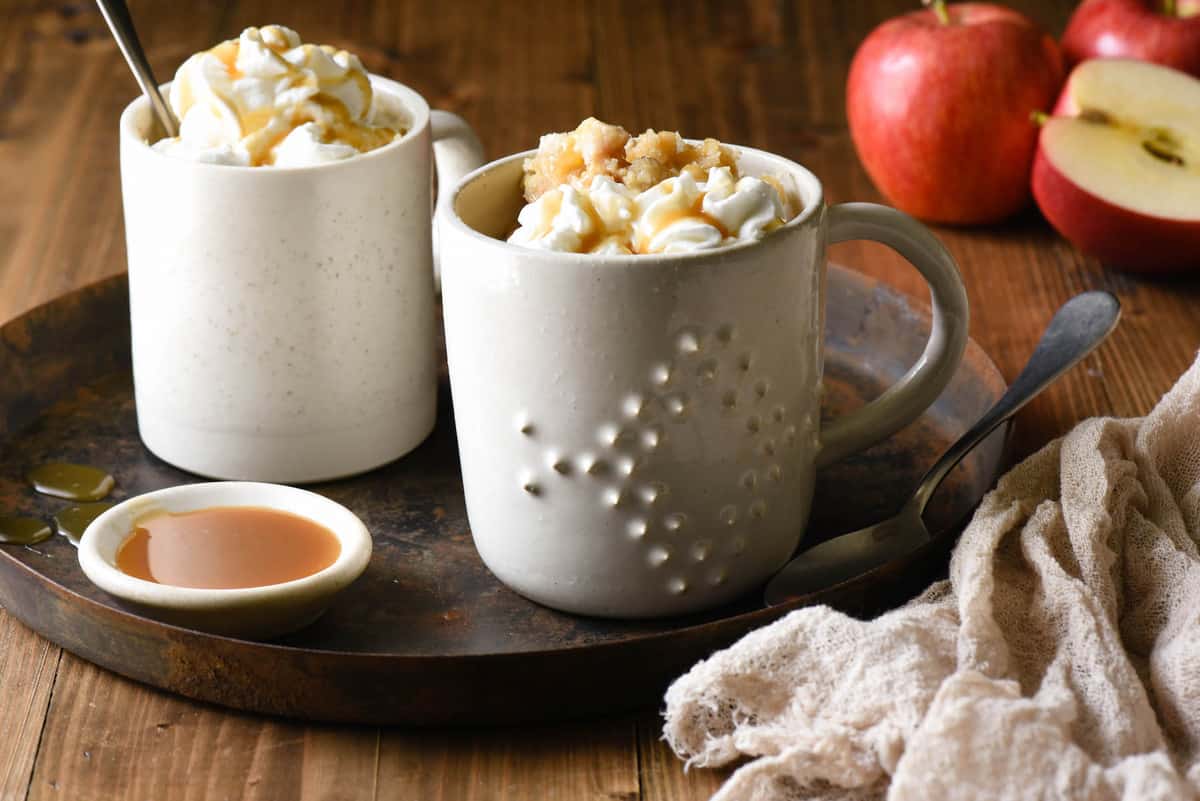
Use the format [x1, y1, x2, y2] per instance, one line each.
[95, 0, 179, 138]
[763, 290, 1121, 607]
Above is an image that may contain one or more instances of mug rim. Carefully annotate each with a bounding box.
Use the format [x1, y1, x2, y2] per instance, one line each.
[119, 73, 431, 174]
[443, 143, 826, 266]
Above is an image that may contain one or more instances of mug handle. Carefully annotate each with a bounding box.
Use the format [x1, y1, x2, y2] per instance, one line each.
[430, 110, 486, 280]
[817, 202, 970, 468]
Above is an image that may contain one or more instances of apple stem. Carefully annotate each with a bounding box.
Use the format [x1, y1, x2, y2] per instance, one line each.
[923, 0, 952, 24]
[1161, 0, 1177, 16]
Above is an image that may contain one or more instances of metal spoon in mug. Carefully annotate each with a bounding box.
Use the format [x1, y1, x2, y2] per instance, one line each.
[95, 0, 178, 138]
[764, 290, 1120, 607]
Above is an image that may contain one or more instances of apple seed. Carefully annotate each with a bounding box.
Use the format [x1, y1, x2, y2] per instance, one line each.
[1142, 139, 1186, 166]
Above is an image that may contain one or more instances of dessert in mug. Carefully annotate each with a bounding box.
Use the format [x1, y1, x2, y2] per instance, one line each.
[509, 118, 801, 254]
[153, 25, 405, 167]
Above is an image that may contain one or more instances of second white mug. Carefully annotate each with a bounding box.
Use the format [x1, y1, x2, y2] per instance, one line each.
[440, 145, 969, 618]
[119, 76, 485, 483]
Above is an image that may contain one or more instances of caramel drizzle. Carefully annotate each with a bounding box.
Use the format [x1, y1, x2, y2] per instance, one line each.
[536, 176, 788, 254]
[198, 33, 402, 166]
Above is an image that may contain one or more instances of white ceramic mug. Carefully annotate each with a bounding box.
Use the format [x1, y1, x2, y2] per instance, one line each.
[119, 76, 485, 482]
[440, 146, 969, 618]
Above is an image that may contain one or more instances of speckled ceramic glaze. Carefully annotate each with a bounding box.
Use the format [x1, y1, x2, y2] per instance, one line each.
[118, 77, 485, 482]
[440, 148, 970, 618]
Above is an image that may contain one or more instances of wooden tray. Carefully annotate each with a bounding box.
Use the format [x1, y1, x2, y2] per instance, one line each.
[0, 265, 1007, 725]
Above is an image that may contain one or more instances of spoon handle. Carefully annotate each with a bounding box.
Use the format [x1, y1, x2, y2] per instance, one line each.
[909, 291, 1120, 514]
[95, 0, 178, 138]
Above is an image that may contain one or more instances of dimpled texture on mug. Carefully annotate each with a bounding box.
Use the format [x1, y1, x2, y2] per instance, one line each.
[516, 323, 805, 599]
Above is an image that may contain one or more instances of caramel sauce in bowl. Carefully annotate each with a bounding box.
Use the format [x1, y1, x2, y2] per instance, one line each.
[77, 482, 372, 640]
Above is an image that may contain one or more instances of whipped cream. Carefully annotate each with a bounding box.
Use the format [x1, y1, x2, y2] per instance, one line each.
[508, 167, 789, 255]
[152, 25, 405, 167]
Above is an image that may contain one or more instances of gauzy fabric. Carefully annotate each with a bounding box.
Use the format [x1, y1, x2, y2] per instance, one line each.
[663, 355, 1200, 801]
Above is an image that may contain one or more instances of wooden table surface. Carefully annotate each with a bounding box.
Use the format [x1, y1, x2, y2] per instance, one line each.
[2, 0, 1196, 798]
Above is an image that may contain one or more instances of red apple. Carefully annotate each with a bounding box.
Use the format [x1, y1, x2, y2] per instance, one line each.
[1031, 59, 1200, 272]
[847, 1, 1064, 224]
[1062, 0, 1200, 78]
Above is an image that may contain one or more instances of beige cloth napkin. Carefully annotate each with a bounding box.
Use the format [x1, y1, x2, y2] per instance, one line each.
[663, 354, 1200, 801]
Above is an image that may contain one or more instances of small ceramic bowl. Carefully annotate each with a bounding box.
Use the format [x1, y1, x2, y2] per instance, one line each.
[78, 481, 372, 640]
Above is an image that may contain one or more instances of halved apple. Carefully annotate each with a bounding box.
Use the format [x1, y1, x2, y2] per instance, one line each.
[1031, 58, 1200, 272]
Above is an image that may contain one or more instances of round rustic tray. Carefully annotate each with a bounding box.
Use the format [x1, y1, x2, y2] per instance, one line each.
[0, 265, 1007, 725]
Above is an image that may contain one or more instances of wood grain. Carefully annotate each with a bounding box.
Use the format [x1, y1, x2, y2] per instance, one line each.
[27, 652, 381, 801]
[0, 617, 59, 801]
[4, 0, 1199, 798]
[636, 718, 728, 801]
[377, 720, 638, 801]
